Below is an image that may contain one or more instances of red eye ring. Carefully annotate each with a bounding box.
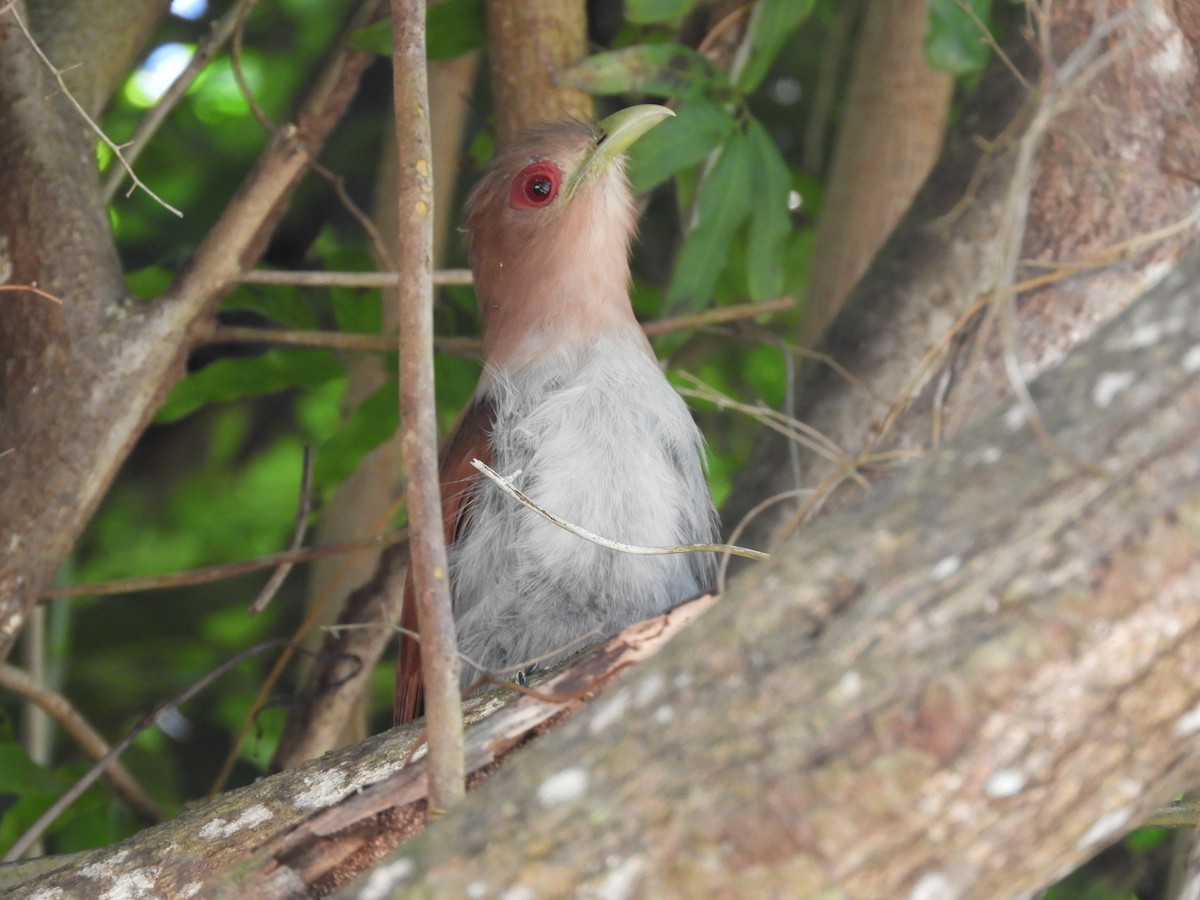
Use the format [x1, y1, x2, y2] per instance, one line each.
[510, 161, 562, 209]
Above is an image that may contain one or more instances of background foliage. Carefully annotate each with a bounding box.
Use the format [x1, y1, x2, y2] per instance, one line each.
[0, 0, 1171, 894]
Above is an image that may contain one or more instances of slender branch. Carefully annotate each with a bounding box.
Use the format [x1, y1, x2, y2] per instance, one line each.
[0, 283, 64, 304]
[309, 158, 398, 270]
[239, 268, 474, 287]
[102, 0, 262, 203]
[0, 4, 181, 215]
[717, 488, 812, 594]
[4, 640, 289, 862]
[229, 0, 273, 131]
[470, 459, 770, 562]
[677, 372, 864, 481]
[642, 296, 794, 336]
[208, 501, 407, 798]
[392, 0, 465, 810]
[0, 663, 163, 824]
[208, 297, 796, 355]
[40, 530, 406, 599]
[249, 447, 314, 615]
[208, 325, 478, 357]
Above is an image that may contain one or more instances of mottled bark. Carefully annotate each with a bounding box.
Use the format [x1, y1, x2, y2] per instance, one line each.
[485, 0, 592, 146]
[274, 52, 481, 772]
[26, 0, 171, 116]
[801, 0, 953, 346]
[0, 0, 387, 658]
[355, 248, 1200, 898]
[726, 0, 1200, 555]
[5, 249, 1200, 898]
[0, 0, 170, 656]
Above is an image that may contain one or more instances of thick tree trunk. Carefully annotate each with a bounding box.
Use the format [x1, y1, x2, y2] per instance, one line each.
[0, 0, 388, 658]
[725, 0, 1200, 554]
[0, 0, 175, 657]
[347, 249, 1200, 897]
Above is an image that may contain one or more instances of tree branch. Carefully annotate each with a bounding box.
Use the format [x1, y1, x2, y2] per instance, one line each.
[7, 236, 1200, 900]
[0, 663, 162, 825]
[391, 0, 464, 810]
[0, 0, 386, 658]
[351, 247, 1200, 897]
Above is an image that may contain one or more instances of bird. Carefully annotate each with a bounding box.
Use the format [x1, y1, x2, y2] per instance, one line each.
[395, 105, 719, 724]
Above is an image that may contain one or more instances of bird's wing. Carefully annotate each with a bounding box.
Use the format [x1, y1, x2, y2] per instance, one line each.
[394, 395, 495, 725]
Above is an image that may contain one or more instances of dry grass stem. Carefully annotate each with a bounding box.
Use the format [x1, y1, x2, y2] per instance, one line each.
[471, 459, 769, 562]
[0, 3, 181, 215]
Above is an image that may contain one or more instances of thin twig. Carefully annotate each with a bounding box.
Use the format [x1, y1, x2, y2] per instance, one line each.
[393, 0, 465, 811]
[365, 620, 604, 682]
[641, 297, 794, 337]
[4, 640, 289, 862]
[209, 324, 476, 356]
[677, 372, 867, 487]
[229, 0, 274, 131]
[0, 283, 64, 304]
[103, 0, 262, 202]
[952, 0, 1030, 90]
[249, 447, 314, 615]
[0, 663, 163, 824]
[718, 489, 811, 594]
[239, 268, 475, 287]
[471, 459, 770, 562]
[310, 158, 399, 271]
[987, 2, 1145, 479]
[207, 297, 794, 356]
[41, 529, 406, 599]
[0, 4, 181, 215]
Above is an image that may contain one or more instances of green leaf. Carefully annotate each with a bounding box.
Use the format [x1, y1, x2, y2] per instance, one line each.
[351, 20, 391, 55]
[225, 284, 317, 330]
[667, 129, 755, 307]
[744, 119, 792, 300]
[0, 741, 77, 851]
[557, 44, 729, 100]
[428, 0, 487, 60]
[314, 379, 399, 493]
[625, 0, 695, 23]
[126, 265, 173, 300]
[626, 99, 737, 193]
[737, 0, 816, 93]
[352, 0, 486, 61]
[926, 0, 992, 74]
[156, 350, 344, 423]
[331, 285, 383, 335]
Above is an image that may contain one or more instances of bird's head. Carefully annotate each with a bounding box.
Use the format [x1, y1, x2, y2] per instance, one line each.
[464, 105, 674, 370]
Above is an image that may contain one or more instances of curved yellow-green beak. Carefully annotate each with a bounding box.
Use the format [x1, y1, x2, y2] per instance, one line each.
[562, 104, 675, 204]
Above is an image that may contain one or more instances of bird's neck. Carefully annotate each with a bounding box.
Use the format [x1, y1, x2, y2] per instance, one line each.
[478, 271, 646, 376]
[473, 180, 645, 375]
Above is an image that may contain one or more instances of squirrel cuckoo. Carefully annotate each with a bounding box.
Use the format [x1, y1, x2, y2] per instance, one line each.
[395, 105, 719, 724]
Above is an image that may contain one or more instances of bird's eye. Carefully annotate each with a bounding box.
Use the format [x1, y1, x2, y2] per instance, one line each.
[510, 161, 562, 209]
